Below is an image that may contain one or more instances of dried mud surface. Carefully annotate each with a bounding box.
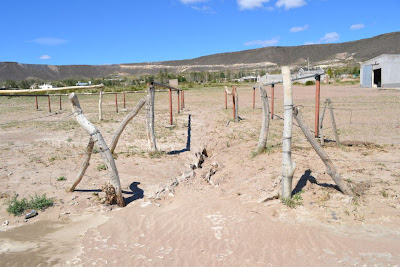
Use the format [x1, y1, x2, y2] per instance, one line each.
[0, 84, 400, 266]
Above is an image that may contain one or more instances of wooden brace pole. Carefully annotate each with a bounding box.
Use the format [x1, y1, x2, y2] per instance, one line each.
[146, 85, 157, 151]
[69, 137, 94, 192]
[69, 93, 125, 207]
[110, 97, 146, 154]
[293, 106, 353, 196]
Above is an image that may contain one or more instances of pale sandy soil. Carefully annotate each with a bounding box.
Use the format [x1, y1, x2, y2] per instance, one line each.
[0, 84, 400, 266]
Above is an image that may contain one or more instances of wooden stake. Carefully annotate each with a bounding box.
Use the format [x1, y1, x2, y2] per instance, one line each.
[253, 87, 255, 109]
[123, 92, 126, 109]
[281, 66, 296, 199]
[110, 97, 146, 153]
[35, 96, 38, 110]
[225, 88, 227, 109]
[232, 86, 236, 120]
[59, 95, 62, 110]
[315, 74, 321, 137]
[115, 93, 118, 113]
[177, 91, 180, 114]
[69, 93, 125, 207]
[293, 106, 353, 196]
[169, 89, 173, 125]
[256, 84, 270, 152]
[69, 137, 94, 192]
[327, 99, 341, 145]
[48, 96, 51, 113]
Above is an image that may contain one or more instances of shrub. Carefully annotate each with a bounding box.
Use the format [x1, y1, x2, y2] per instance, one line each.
[57, 176, 67, 181]
[6, 194, 54, 216]
[305, 81, 315, 86]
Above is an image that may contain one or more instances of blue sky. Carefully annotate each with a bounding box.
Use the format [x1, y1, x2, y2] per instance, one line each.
[1, 0, 399, 65]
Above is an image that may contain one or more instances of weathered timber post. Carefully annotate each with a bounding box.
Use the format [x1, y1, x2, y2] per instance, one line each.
[110, 97, 146, 154]
[69, 93, 125, 206]
[271, 84, 275, 119]
[69, 137, 94, 192]
[59, 95, 62, 110]
[115, 93, 118, 113]
[315, 74, 321, 137]
[146, 85, 157, 151]
[281, 66, 296, 199]
[35, 96, 39, 110]
[177, 90, 180, 114]
[319, 99, 328, 146]
[99, 88, 103, 121]
[182, 90, 185, 109]
[256, 84, 270, 152]
[253, 87, 255, 109]
[181, 90, 184, 110]
[169, 89, 173, 125]
[327, 98, 340, 145]
[293, 106, 353, 196]
[48, 96, 51, 113]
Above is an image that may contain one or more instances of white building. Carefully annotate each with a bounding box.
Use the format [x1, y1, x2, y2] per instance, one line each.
[360, 54, 400, 88]
[38, 84, 53, 89]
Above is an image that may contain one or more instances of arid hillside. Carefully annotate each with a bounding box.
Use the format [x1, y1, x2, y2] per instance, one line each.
[1, 32, 400, 82]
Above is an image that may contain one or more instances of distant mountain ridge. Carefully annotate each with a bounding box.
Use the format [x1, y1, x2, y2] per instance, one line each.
[1, 32, 399, 82]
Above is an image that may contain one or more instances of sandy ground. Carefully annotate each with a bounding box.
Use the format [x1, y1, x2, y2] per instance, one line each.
[0, 83, 400, 266]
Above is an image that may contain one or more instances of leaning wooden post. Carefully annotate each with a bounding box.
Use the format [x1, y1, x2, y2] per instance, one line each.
[69, 137, 94, 192]
[271, 84, 275, 119]
[315, 74, 321, 137]
[69, 93, 125, 207]
[252, 87, 255, 109]
[110, 97, 146, 154]
[99, 88, 103, 121]
[35, 96, 39, 110]
[59, 95, 62, 110]
[169, 89, 173, 125]
[146, 85, 157, 151]
[256, 84, 270, 152]
[327, 98, 341, 145]
[48, 95, 51, 113]
[319, 99, 328, 146]
[281, 66, 296, 199]
[177, 90, 180, 114]
[293, 106, 353, 196]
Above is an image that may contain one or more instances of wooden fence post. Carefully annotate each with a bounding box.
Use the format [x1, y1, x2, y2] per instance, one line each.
[35, 96, 38, 110]
[48, 96, 51, 113]
[169, 89, 173, 125]
[115, 93, 118, 113]
[256, 84, 270, 152]
[146, 85, 157, 151]
[315, 74, 321, 137]
[182, 90, 185, 109]
[235, 87, 239, 122]
[225, 88, 227, 109]
[69, 93, 125, 207]
[327, 99, 341, 145]
[293, 106, 352, 196]
[281, 66, 296, 199]
[123, 92, 126, 110]
[59, 95, 62, 110]
[319, 99, 328, 145]
[232, 86, 236, 120]
[253, 87, 255, 109]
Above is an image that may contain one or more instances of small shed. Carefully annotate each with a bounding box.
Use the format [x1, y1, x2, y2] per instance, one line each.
[360, 54, 400, 88]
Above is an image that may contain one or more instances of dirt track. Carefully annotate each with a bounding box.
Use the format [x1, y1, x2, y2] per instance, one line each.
[1, 84, 400, 266]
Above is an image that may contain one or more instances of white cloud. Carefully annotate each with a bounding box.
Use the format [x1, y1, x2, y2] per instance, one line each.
[276, 0, 306, 10]
[244, 37, 279, 47]
[319, 32, 339, 43]
[180, 0, 208, 4]
[290, 24, 309, 32]
[29, 37, 68, 46]
[237, 0, 270, 10]
[39, 55, 51, 60]
[191, 5, 215, 13]
[350, 23, 365, 30]
[304, 41, 315, 45]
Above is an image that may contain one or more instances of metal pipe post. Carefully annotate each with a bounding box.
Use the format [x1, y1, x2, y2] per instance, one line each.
[169, 89, 173, 125]
[315, 74, 321, 137]
[271, 84, 275, 119]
